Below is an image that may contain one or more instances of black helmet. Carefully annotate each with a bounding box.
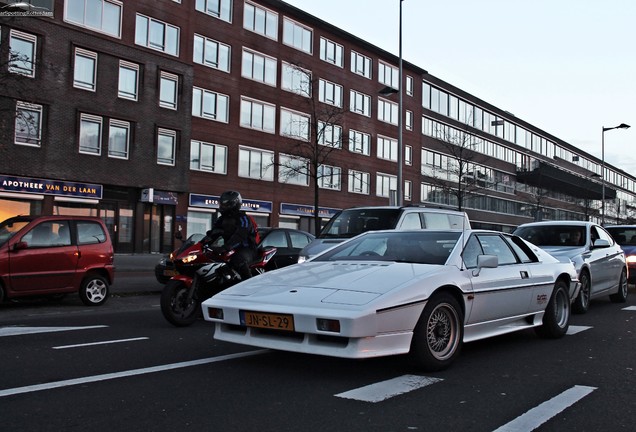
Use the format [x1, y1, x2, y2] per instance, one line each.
[219, 190, 242, 214]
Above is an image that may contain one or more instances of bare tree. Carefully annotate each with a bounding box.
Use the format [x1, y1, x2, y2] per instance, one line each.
[274, 63, 349, 234]
[423, 121, 493, 211]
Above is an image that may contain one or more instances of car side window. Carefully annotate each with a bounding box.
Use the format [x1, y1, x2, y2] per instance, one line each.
[23, 222, 56, 247]
[289, 232, 311, 248]
[400, 213, 422, 229]
[477, 234, 518, 265]
[261, 230, 287, 248]
[422, 213, 451, 229]
[595, 226, 614, 245]
[77, 222, 106, 245]
[462, 235, 483, 269]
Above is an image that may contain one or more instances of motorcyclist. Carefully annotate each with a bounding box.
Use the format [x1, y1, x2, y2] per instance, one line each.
[206, 191, 259, 280]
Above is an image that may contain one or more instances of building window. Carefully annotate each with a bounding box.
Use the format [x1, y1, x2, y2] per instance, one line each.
[348, 170, 370, 195]
[351, 51, 371, 79]
[349, 129, 370, 156]
[108, 120, 130, 159]
[318, 79, 342, 107]
[318, 122, 342, 148]
[73, 48, 97, 91]
[190, 140, 227, 174]
[378, 61, 398, 89]
[350, 90, 371, 117]
[282, 18, 312, 54]
[118, 61, 139, 100]
[157, 128, 176, 166]
[135, 14, 180, 56]
[377, 135, 397, 162]
[64, 0, 122, 38]
[79, 114, 102, 155]
[280, 108, 310, 141]
[243, 1, 278, 40]
[159, 71, 178, 110]
[406, 75, 414, 96]
[192, 87, 229, 122]
[15, 102, 42, 147]
[405, 145, 412, 166]
[9, 30, 36, 77]
[376, 173, 397, 198]
[279, 154, 309, 186]
[319, 37, 343, 67]
[193, 34, 230, 72]
[405, 180, 412, 202]
[195, 0, 232, 22]
[242, 48, 277, 86]
[240, 97, 275, 133]
[378, 98, 398, 125]
[239, 146, 274, 180]
[318, 164, 341, 190]
[281, 62, 311, 96]
[406, 110, 413, 130]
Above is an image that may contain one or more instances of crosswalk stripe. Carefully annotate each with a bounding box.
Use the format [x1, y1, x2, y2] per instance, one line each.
[335, 374, 443, 403]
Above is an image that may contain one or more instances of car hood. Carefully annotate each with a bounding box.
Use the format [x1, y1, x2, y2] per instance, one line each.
[300, 238, 347, 258]
[536, 245, 585, 259]
[210, 261, 445, 305]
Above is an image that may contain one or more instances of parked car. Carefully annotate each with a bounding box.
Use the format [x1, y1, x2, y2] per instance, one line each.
[297, 205, 471, 262]
[0, 215, 114, 305]
[257, 228, 314, 270]
[604, 225, 636, 284]
[203, 229, 579, 371]
[513, 221, 628, 313]
[154, 228, 314, 283]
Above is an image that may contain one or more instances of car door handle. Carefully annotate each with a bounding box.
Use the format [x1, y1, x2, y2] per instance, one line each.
[520, 271, 529, 279]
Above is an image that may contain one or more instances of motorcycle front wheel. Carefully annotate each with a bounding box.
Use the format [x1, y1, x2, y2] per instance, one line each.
[160, 279, 201, 327]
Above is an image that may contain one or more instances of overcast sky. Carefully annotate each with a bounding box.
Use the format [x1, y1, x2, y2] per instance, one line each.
[284, 0, 636, 174]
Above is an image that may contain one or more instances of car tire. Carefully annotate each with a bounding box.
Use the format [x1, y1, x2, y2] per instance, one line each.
[409, 293, 463, 371]
[535, 280, 570, 338]
[572, 269, 590, 314]
[79, 274, 109, 306]
[609, 268, 628, 303]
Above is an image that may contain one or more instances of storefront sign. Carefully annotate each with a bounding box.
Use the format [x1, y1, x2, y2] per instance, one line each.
[189, 194, 272, 213]
[0, 175, 102, 199]
[281, 203, 340, 218]
[140, 188, 178, 205]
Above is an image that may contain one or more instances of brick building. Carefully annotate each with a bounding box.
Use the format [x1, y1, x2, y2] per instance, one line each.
[1, 0, 635, 253]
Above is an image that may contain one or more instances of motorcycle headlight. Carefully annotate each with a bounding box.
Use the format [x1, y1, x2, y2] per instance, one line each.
[181, 253, 199, 264]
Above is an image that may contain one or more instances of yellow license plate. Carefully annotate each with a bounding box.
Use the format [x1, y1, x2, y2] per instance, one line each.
[241, 311, 295, 332]
[163, 269, 178, 276]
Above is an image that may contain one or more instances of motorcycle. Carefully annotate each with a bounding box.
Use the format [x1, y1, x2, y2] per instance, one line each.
[160, 242, 277, 327]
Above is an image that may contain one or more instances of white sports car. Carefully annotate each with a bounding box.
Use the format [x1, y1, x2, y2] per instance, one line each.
[202, 229, 580, 371]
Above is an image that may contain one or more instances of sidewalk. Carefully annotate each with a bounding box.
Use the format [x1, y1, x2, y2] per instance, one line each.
[114, 253, 165, 273]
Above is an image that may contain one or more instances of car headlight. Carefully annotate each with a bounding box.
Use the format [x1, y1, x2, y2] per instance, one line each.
[626, 255, 636, 264]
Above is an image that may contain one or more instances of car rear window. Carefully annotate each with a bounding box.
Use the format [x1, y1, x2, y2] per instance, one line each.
[319, 209, 401, 238]
[77, 221, 107, 244]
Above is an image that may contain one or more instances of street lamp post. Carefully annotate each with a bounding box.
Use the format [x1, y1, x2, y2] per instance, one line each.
[396, 0, 403, 207]
[601, 123, 630, 225]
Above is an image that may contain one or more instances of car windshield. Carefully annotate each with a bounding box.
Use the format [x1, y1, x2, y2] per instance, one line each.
[605, 227, 636, 246]
[315, 231, 461, 264]
[318, 209, 401, 239]
[0, 218, 30, 247]
[514, 225, 586, 247]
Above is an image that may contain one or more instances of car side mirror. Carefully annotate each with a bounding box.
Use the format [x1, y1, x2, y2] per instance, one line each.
[591, 239, 610, 249]
[12, 241, 28, 251]
[472, 254, 498, 277]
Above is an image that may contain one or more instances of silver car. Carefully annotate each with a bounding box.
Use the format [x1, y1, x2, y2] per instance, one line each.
[513, 221, 628, 313]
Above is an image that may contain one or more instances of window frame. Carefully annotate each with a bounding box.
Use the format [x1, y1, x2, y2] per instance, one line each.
[79, 113, 103, 156]
[8, 30, 37, 77]
[282, 17, 313, 54]
[319, 37, 343, 67]
[193, 34, 231, 72]
[118, 60, 139, 101]
[192, 86, 230, 122]
[318, 78, 343, 107]
[351, 50, 371, 79]
[280, 108, 310, 141]
[241, 48, 277, 86]
[108, 119, 130, 160]
[73, 48, 97, 91]
[159, 71, 179, 110]
[14, 101, 43, 147]
[157, 128, 177, 166]
[195, 0, 233, 22]
[243, 1, 278, 40]
[240, 97, 276, 133]
[238, 145, 274, 181]
[64, 0, 123, 38]
[190, 139, 228, 174]
[135, 13, 180, 57]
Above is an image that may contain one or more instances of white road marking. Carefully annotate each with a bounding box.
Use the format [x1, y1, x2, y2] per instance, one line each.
[0, 350, 269, 398]
[335, 374, 443, 403]
[52, 337, 149, 349]
[623, 306, 636, 311]
[492, 385, 596, 432]
[566, 325, 592, 335]
[0, 325, 107, 337]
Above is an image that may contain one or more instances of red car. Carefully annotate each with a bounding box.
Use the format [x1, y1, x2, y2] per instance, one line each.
[0, 215, 114, 305]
